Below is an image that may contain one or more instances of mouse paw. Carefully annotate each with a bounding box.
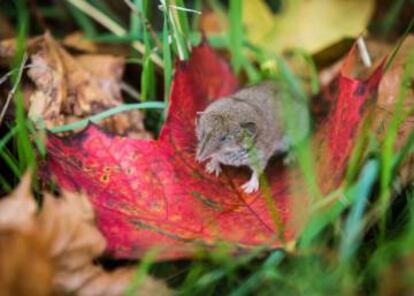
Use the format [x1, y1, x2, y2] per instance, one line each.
[205, 159, 222, 176]
[283, 152, 297, 166]
[241, 174, 259, 194]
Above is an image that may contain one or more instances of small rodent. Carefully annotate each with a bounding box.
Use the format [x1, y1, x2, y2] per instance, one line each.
[195, 81, 309, 193]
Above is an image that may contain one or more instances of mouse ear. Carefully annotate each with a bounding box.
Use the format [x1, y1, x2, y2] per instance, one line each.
[240, 122, 257, 137]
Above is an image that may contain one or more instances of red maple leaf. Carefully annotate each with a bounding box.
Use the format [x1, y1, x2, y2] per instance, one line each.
[46, 42, 383, 260]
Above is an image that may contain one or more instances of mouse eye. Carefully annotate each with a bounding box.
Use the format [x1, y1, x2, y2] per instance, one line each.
[219, 135, 228, 143]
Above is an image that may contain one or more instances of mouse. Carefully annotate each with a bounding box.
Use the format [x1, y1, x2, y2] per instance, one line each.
[195, 80, 310, 193]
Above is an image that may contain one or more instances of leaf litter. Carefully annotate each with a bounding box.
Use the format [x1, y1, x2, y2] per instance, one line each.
[0, 33, 151, 139]
[0, 172, 171, 296]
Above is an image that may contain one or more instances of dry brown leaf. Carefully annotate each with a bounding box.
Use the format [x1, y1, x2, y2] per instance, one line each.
[26, 33, 121, 124]
[0, 36, 43, 65]
[71, 53, 151, 138]
[0, 33, 151, 139]
[0, 12, 14, 40]
[199, 9, 228, 35]
[62, 32, 131, 56]
[62, 32, 100, 53]
[0, 230, 53, 296]
[0, 172, 172, 296]
[374, 36, 414, 185]
[0, 173, 36, 231]
[0, 175, 52, 296]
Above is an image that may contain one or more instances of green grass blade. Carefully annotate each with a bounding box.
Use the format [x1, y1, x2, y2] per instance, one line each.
[49, 102, 165, 133]
[140, 0, 156, 101]
[340, 160, 380, 262]
[67, 2, 97, 37]
[300, 160, 379, 248]
[129, 0, 142, 39]
[26, 121, 46, 157]
[13, 0, 35, 172]
[160, 0, 189, 60]
[125, 248, 159, 296]
[291, 49, 320, 95]
[241, 57, 262, 83]
[229, 251, 284, 296]
[0, 148, 21, 179]
[190, 0, 202, 31]
[0, 125, 20, 188]
[0, 126, 18, 152]
[276, 57, 321, 201]
[229, 0, 243, 74]
[385, 17, 414, 70]
[162, 11, 173, 108]
[379, 50, 414, 240]
[89, 0, 124, 26]
[174, 0, 191, 39]
[377, 0, 407, 37]
[276, 57, 307, 101]
[391, 129, 414, 170]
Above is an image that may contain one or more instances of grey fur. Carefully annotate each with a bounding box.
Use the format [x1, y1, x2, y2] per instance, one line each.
[195, 81, 309, 193]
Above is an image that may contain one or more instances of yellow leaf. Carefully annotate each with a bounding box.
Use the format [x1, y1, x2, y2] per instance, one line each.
[243, 0, 375, 54]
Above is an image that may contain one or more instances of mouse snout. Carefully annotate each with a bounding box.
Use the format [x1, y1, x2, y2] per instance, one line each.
[196, 140, 217, 162]
[196, 148, 211, 162]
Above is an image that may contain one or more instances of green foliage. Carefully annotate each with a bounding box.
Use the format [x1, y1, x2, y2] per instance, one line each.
[0, 0, 35, 193]
[1, 1, 414, 295]
[140, 0, 156, 102]
[229, 0, 243, 74]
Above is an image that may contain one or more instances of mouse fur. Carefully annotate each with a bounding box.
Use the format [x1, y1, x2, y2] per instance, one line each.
[195, 81, 309, 193]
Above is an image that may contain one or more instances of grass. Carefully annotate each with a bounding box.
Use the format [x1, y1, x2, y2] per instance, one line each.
[48, 102, 166, 133]
[1, 0, 414, 295]
[0, 0, 35, 187]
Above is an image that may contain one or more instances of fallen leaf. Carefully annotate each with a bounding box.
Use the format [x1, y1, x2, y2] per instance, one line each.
[374, 36, 414, 185]
[314, 44, 383, 193]
[242, 0, 375, 54]
[0, 174, 52, 296]
[46, 41, 384, 260]
[26, 33, 122, 123]
[199, 8, 228, 35]
[62, 32, 131, 56]
[0, 11, 14, 40]
[0, 230, 53, 296]
[0, 172, 171, 295]
[0, 33, 151, 139]
[319, 39, 392, 88]
[0, 36, 42, 65]
[0, 173, 36, 231]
